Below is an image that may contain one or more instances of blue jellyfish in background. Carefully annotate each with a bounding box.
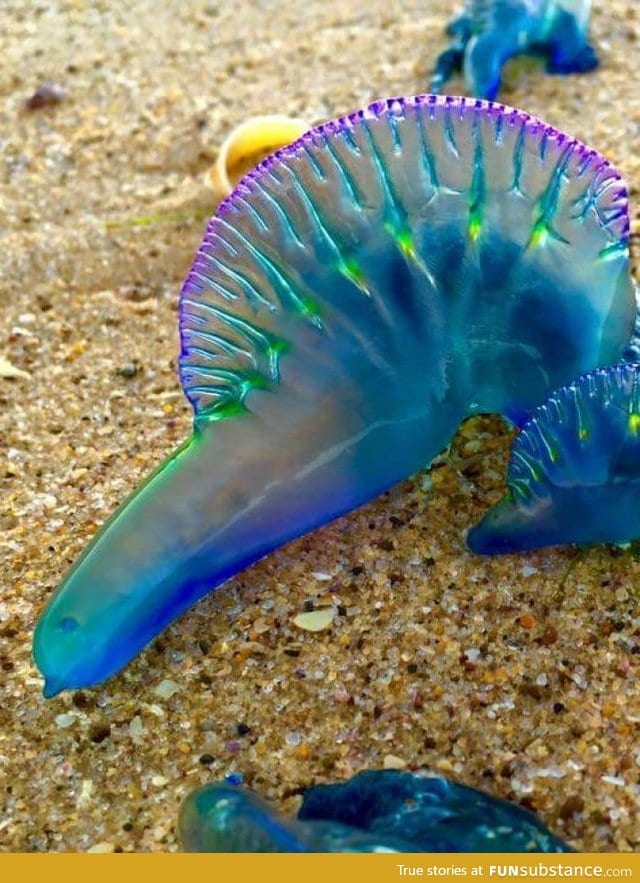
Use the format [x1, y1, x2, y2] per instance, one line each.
[431, 1, 598, 100]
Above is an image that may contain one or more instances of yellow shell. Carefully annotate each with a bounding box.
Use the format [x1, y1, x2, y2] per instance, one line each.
[207, 114, 310, 200]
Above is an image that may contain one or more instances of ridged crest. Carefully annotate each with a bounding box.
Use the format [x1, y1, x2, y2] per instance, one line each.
[179, 94, 630, 423]
[507, 363, 640, 505]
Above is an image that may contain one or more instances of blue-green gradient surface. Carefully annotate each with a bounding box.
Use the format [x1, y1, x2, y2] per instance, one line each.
[179, 770, 571, 853]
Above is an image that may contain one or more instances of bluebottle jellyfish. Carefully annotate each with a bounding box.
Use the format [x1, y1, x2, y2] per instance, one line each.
[469, 363, 640, 553]
[33, 94, 634, 695]
[179, 770, 571, 852]
[431, 1, 598, 100]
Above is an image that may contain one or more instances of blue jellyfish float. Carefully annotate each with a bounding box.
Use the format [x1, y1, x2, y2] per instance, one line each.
[34, 94, 634, 694]
[179, 770, 571, 853]
[431, 1, 598, 99]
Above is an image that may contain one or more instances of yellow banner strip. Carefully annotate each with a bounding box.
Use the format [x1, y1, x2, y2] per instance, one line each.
[1, 853, 640, 883]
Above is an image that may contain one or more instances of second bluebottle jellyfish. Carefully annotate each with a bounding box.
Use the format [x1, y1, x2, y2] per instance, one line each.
[431, 1, 598, 100]
[469, 363, 640, 553]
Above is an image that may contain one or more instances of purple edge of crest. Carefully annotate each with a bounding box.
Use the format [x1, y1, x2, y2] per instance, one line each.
[177, 93, 631, 402]
[215, 93, 627, 226]
[512, 362, 640, 472]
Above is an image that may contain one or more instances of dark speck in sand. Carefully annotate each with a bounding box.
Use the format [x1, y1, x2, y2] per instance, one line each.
[24, 82, 66, 110]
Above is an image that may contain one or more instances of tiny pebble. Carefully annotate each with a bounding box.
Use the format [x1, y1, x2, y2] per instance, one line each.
[601, 775, 625, 786]
[90, 724, 111, 744]
[87, 842, 115, 854]
[25, 81, 67, 110]
[153, 679, 181, 699]
[559, 795, 585, 819]
[56, 761, 74, 777]
[117, 363, 138, 378]
[0, 356, 31, 380]
[55, 713, 77, 728]
[78, 779, 94, 808]
[292, 607, 335, 632]
[147, 704, 166, 717]
[128, 715, 144, 740]
[151, 775, 168, 787]
[383, 754, 407, 770]
[285, 731, 302, 746]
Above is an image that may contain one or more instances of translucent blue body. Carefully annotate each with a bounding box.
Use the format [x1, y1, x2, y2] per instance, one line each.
[179, 770, 571, 853]
[33, 95, 633, 695]
[431, 1, 597, 100]
[469, 364, 640, 553]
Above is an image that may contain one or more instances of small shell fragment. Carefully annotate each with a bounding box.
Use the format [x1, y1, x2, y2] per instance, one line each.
[292, 607, 335, 633]
[25, 82, 67, 111]
[208, 114, 310, 199]
[0, 356, 30, 380]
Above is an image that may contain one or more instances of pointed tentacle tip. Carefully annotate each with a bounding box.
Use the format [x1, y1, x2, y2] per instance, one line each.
[466, 514, 540, 556]
[466, 497, 540, 556]
[42, 677, 64, 699]
[36, 646, 79, 698]
[34, 606, 109, 698]
[34, 624, 67, 698]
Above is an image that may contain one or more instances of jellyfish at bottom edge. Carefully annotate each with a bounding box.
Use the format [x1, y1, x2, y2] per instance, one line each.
[179, 770, 571, 853]
[468, 363, 640, 554]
